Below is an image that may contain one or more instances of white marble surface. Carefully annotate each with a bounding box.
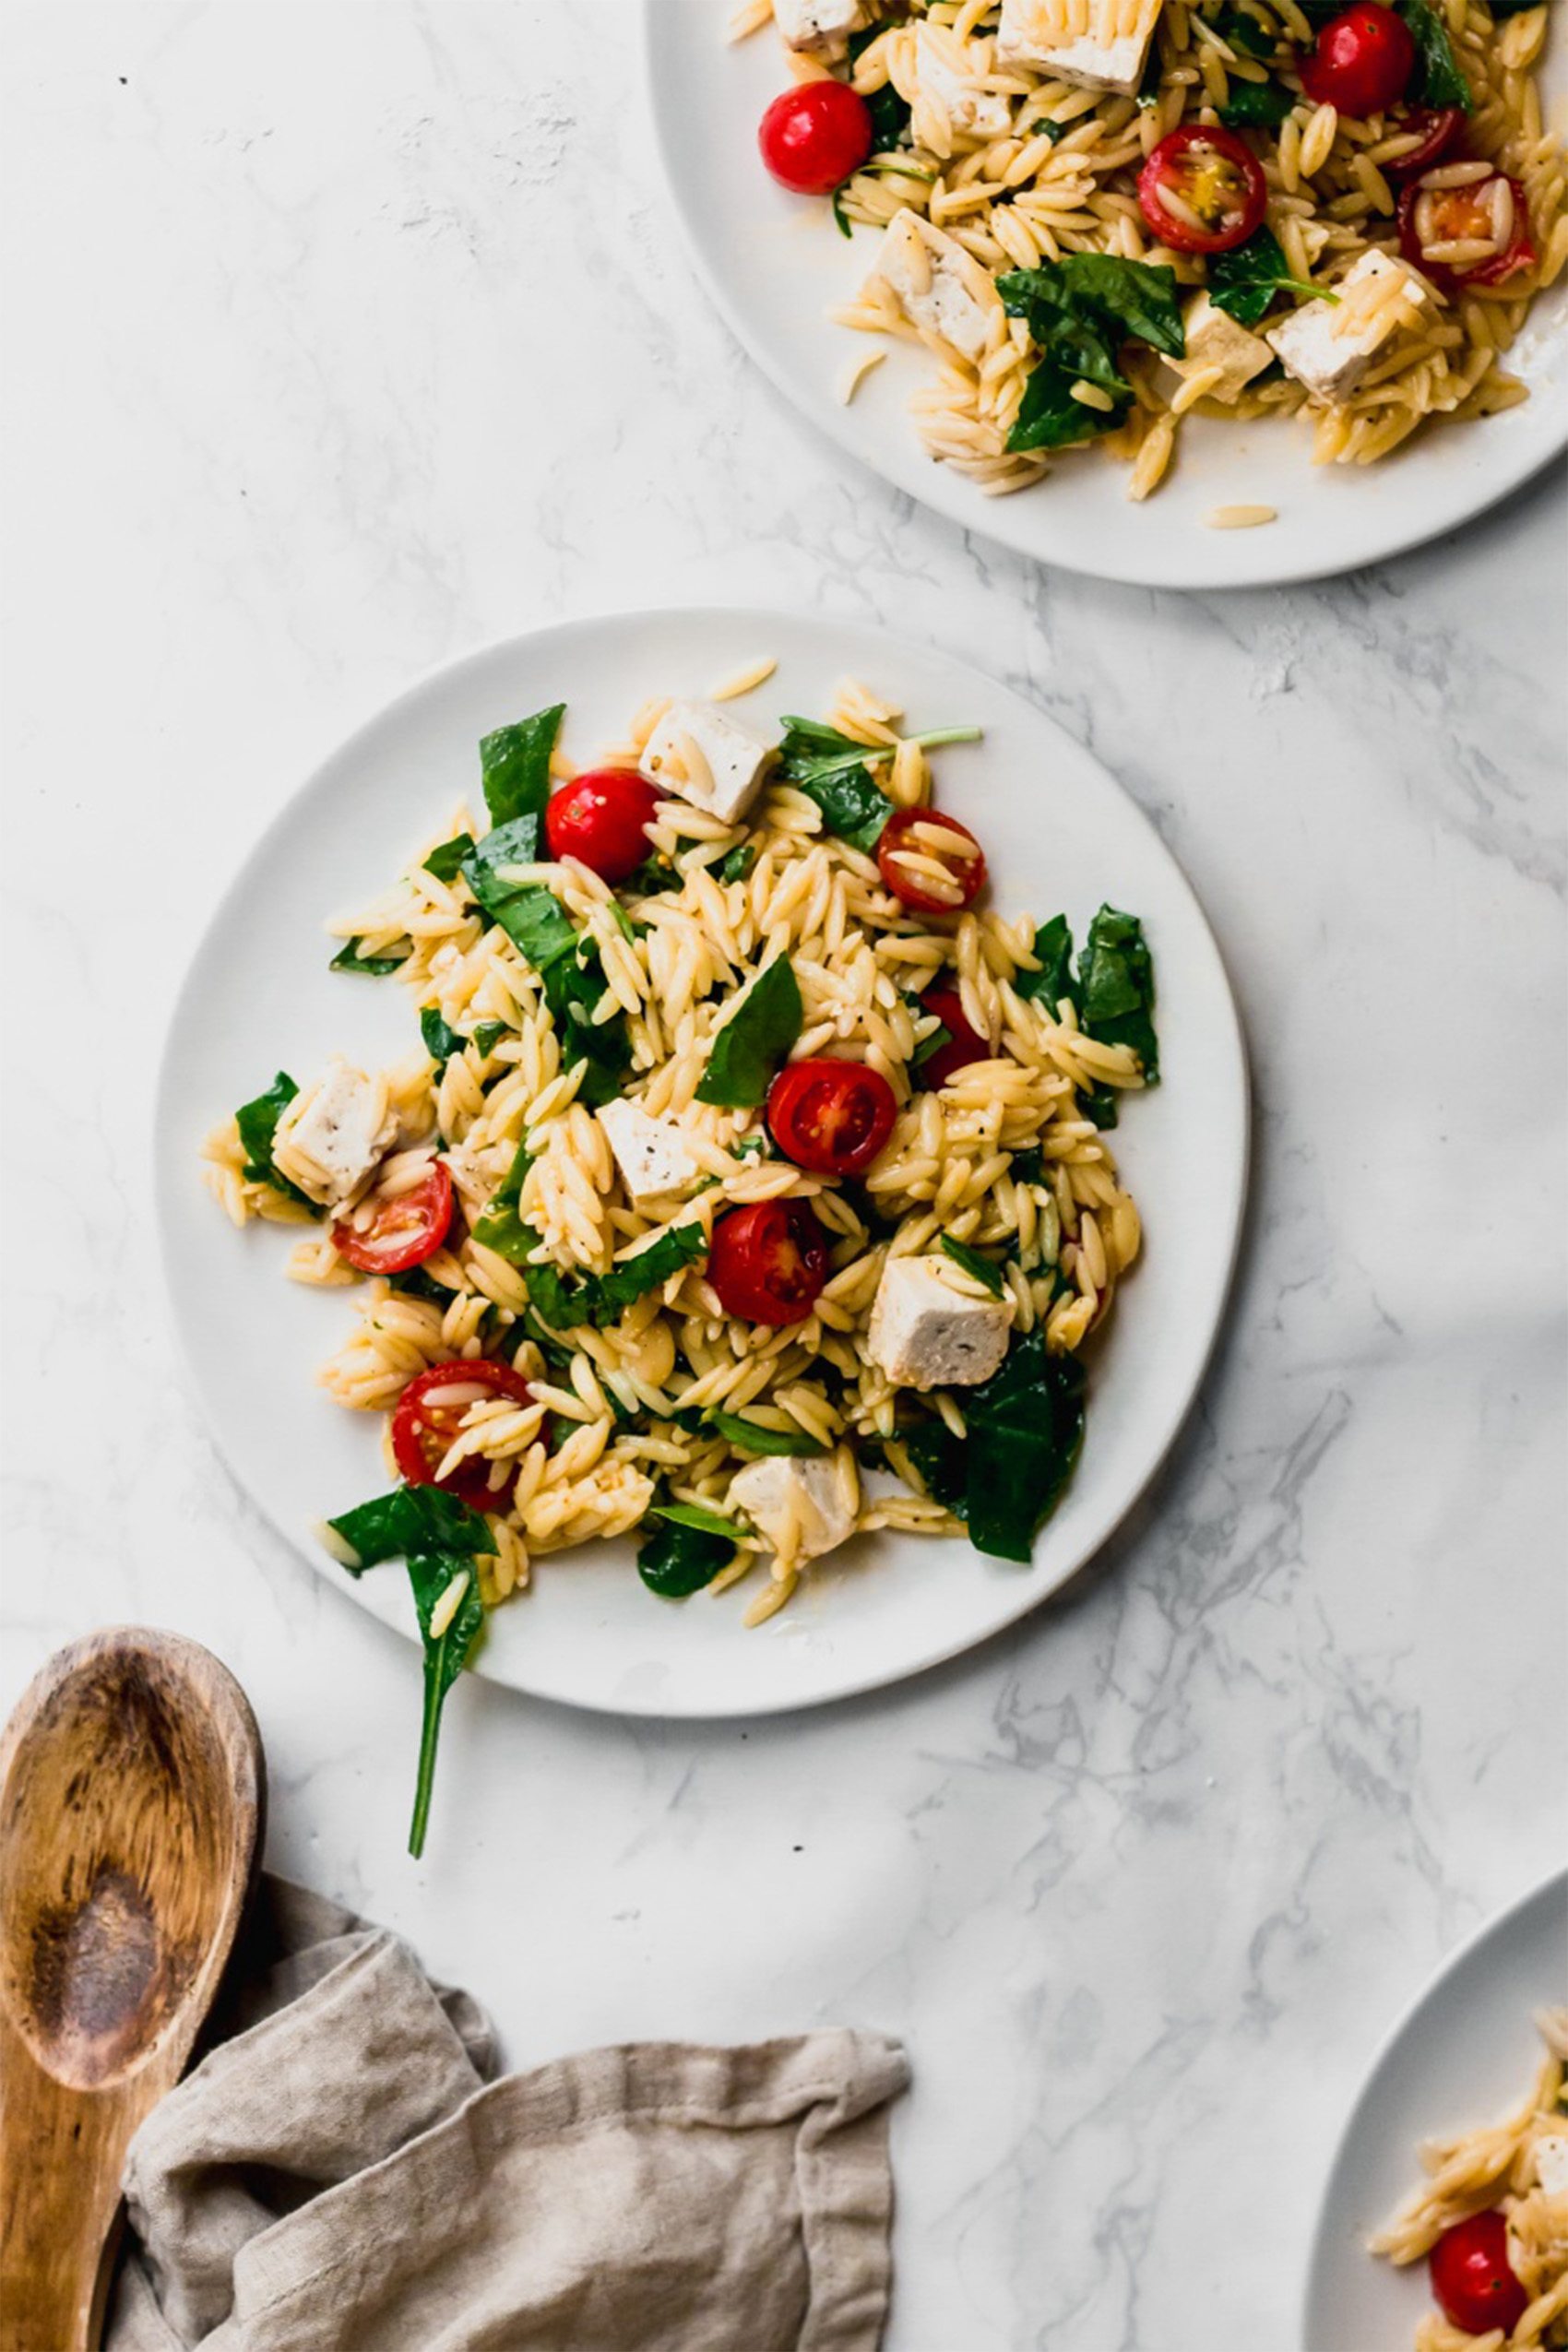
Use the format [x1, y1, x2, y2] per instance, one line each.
[2, 6, 1563, 2346]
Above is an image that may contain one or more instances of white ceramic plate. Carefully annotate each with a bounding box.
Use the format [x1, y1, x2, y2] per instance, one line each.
[1301, 1868, 1568, 2351]
[156, 606, 1246, 1716]
[646, 6, 1567, 589]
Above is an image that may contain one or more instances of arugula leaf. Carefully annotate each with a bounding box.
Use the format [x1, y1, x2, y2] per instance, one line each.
[650, 1502, 745, 1539]
[527, 1223, 707, 1333]
[964, 1332, 1087, 1562]
[234, 1072, 315, 1209]
[420, 1006, 464, 1066]
[695, 957, 803, 1108]
[717, 842, 757, 885]
[1218, 77, 1294, 127]
[470, 1139, 535, 1263]
[1016, 914, 1076, 1016]
[1396, 0, 1472, 105]
[637, 1512, 737, 1598]
[405, 1550, 485, 1859]
[325, 1483, 494, 1572]
[330, 939, 409, 976]
[775, 718, 896, 854]
[940, 1235, 1006, 1296]
[1206, 226, 1329, 327]
[1076, 907, 1158, 1082]
[709, 1411, 826, 1457]
[479, 704, 564, 829]
[421, 833, 475, 885]
[902, 1420, 968, 1515]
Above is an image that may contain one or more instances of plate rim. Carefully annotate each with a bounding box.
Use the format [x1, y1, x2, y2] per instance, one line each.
[153, 600, 1251, 1718]
[642, 2, 1568, 592]
[1297, 1862, 1568, 2350]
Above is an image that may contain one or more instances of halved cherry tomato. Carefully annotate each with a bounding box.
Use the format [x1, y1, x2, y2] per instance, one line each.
[332, 1160, 453, 1276]
[1429, 2213, 1528, 2337]
[545, 768, 661, 884]
[916, 983, 989, 1090]
[758, 80, 874, 196]
[1384, 105, 1465, 178]
[1398, 169, 1536, 287]
[877, 807, 987, 915]
[392, 1359, 538, 1508]
[1300, 3, 1415, 116]
[1137, 126, 1269, 255]
[707, 1200, 829, 1326]
[766, 1058, 896, 1176]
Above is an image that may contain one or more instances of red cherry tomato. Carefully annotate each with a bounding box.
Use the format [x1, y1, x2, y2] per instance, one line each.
[707, 1201, 829, 1326]
[1137, 126, 1269, 255]
[766, 1058, 897, 1176]
[1385, 105, 1465, 177]
[391, 1359, 537, 1508]
[1300, 3, 1415, 115]
[758, 80, 874, 196]
[1429, 2213, 1528, 2337]
[877, 807, 987, 915]
[544, 768, 661, 884]
[917, 983, 989, 1089]
[1398, 170, 1536, 287]
[332, 1161, 453, 1276]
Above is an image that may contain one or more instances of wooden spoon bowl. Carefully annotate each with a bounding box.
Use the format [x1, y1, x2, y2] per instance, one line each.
[0, 1630, 264, 2352]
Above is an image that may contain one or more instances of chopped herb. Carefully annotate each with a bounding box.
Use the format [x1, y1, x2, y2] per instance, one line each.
[717, 841, 757, 885]
[325, 1483, 494, 1574]
[709, 1410, 826, 1456]
[637, 1511, 737, 1598]
[405, 1550, 485, 1859]
[421, 833, 475, 885]
[479, 703, 564, 829]
[939, 1234, 1006, 1296]
[527, 1222, 707, 1333]
[963, 1332, 1087, 1562]
[234, 1072, 315, 1209]
[1206, 225, 1331, 327]
[649, 1502, 745, 1539]
[775, 717, 896, 854]
[329, 939, 409, 976]
[1218, 77, 1294, 127]
[1029, 116, 1070, 140]
[1396, 0, 1472, 105]
[695, 956, 803, 1108]
[470, 1139, 535, 1264]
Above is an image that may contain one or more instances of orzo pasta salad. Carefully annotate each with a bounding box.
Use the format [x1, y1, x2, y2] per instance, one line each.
[1371, 2010, 1568, 2348]
[736, 0, 1566, 505]
[204, 671, 1157, 1848]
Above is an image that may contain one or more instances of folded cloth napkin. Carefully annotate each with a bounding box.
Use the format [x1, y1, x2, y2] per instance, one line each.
[106, 1877, 909, 2352]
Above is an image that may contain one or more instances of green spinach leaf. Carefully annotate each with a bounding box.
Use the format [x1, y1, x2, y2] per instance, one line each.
[849, 24, 913, 147]
[717, 842, 758, 885]
[526, 1223, 707, 1333]
[1206, 225, 1328, 327]
[1208, 3, 1278, 56]
[325, 1483, 494, 1572]
[406, 1550, 485, 1859]
[420, 1006, 464, 1066]
[1396, 0, 1472, 105]
[775, 717, 896, 854]
[1218, 77, 1294, 127]
[1016, 913, 1076, 1015]
[479, 704, 564, 829]
[1076, 906, 1158, 1081]
[964, 1332, 1087, 1562]
[330, 940, 409, 976]
[695, 957, 803, 1108]
[649, 1502, 745, 1538]
[709, 1410, 826, 1456]
[999, 259, 1183, 450]
[940, 1234, 1006, 1296]
[234, 1072, 315, 1209]
[637, 1512, 737, 1598]
[421, 833, 475, 885]
[902, 1420, 968, 1515]
[470, 1139, 535, 1264]
[540, 943, 633, 1108]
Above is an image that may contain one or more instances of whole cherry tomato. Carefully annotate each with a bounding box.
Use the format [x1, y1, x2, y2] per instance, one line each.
[1429, 2213, 1528, 2337]
[916, 983, 990, 1089]
[391, 1359, 538, 1508]
[766, 1058, 897, 1176]
[1137, 125, 1269, 255]
[758, 80, 874, 196]
[1300, 3, 1416, 116]
[333, 1160, 453, 1276]
[544, 769, 661, 883]
[877, 807, 987, 915]
[707, 1200, 829, 1325]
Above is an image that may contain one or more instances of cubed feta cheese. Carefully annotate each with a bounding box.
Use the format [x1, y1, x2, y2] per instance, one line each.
[731, 1447, 859, 1560]
[1172, 291, 1272, 403]
[598, 1100, 700, 1201]
[639, 700, 775, 826]
[272, 1057, 399, 1209]
[865, 1254, 1015, 1390]
[1534, 2134, 1568, 2200]
[869, 210, 1002, 363]
[916, 23, 1013, 143]
[996, 0, 1164, 96]
[773, 0, 868, 56]
[1266, 251, 1431, 406]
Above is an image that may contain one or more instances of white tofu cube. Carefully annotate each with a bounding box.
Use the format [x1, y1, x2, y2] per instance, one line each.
[997, 0, 1163, 96]
[1534, 2134, 1568, 2199]
[272, 1057, 399, 1209]
[639, 700, 774, 826]
[869, 209, 1002, 363]
[866, 1254, 1015, 1390]
[916, 23, 1013, 143]
[1172, 291, 1271, 403]
[598, 1100, 700, 1201]
[730, 1447, 859, 1560]
[773, 0, 868, 57]
[1266, 251, 1431, 406]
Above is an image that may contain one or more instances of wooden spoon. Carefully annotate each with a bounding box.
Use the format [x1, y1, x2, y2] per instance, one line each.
[0, 1630, 264, 2352]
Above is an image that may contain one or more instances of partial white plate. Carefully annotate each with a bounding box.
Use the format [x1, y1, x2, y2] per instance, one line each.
[1301, 1868, 1568, 2351]
[156, 606, 1246, 1717]
[646, 6, 1567, 589]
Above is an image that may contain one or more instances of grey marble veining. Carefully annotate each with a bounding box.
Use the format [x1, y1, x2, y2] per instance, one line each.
[1, 6, 1563, 2348]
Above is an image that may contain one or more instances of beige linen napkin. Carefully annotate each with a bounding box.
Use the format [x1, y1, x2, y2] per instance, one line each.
[106, 1878, 909, 2352]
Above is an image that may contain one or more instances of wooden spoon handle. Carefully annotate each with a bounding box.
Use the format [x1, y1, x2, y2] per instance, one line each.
[0, 2031, 126, 2352]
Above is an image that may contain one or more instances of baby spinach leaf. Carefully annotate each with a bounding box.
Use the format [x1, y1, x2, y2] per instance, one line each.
[540, 943, 633, 1108]
[637, 1512, 736, 1598]
[999, 259, 1182, 450]
[649, 1502, 745, 1539]
[1016, 914, 1076, 1015]
[421, 833, 475, 885]
[849, 24, 913, 147]
[480, 703, 564, 829]
[526, 1224, 707, 1334]
[405, 1550, 485, 1859]
[940, 1234, 1006, 1296]
[909, 999, 954, 1069]
[330, 940, 409, 976]
[1207, 2, 1278, 56]
[470, 1139, 535, 1264]
[234, 1072, 315, 1209]
[901, 1420, 968, 1515]
[1218, 77, 1294, 126]
[695, 956, 803, 1108]
[474, 1020, 507, 1057]
[776, 718, 896, 854]
[326, 1483, 494, 1572]
[1076, 906, 1158, 1082]
[1396, 0, 1472, 105]
[463, 820, 568, 962]
[1007, 358, 1124, 453]
[420, 1006, 464, 1066]
[717, 842, 757, 885]
[708, 1411, 826, 1457]
[624, 851, 683, 897]
[1206, 225, 1328, 327]
[963, 1332, 1087, 1562]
